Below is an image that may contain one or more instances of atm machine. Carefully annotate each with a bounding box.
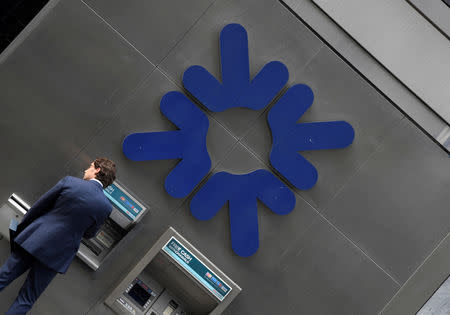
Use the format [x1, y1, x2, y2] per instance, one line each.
[105, 227, 241, 315]
[0, 180, 149, 270]
[78, 181, 148, 270]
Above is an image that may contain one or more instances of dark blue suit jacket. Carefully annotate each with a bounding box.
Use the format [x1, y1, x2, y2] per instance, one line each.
[14, 176, 112, 273]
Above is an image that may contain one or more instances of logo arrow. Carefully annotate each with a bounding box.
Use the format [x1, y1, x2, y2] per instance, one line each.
[183, 23, 289, 112]
[268, 84, 355, 190]
[123, 91, 211, 198]
[190, 170, 296, 257]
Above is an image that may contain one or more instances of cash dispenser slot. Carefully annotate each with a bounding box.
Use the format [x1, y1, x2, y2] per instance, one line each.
[77, 180, 149, 270]
[104, 227, 241, 315]
[0, 179, 148, 271]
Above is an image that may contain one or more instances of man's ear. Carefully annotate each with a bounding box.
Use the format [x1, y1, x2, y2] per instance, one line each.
[94, 168, 101, 175]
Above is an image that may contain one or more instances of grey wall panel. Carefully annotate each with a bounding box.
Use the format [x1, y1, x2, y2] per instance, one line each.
[323, 118, 450, 284]
[160, 0, 324, 138]
[242, 47, 403, 210]
[312, 0, 450, 125]
[408, 0, 450, 37]
[83, 0, 215, 65]
[283, 0, 450, 151]
[275, 216, 399, 315]
[0, 0, 153, 205]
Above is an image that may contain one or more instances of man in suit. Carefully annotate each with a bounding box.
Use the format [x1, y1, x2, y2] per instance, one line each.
[0, 158, 116, 314]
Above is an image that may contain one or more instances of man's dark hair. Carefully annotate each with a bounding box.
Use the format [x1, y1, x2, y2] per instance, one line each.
[93, 158, 116, 188]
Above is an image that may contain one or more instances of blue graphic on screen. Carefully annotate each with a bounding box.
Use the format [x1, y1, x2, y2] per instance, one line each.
[104, 184, 143, 221]
[122, 24, 355, 257]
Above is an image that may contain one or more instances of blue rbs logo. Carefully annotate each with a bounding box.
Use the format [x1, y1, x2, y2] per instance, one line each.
[123, 24, 355, 257]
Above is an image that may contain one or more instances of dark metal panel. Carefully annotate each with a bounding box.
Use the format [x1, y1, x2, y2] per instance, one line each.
[0, 0, 153, 205]
[83, 0, 215, 65]
[323, 118, 450, 283]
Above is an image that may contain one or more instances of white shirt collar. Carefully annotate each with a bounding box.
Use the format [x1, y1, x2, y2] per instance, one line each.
[90, 178, 103, 188]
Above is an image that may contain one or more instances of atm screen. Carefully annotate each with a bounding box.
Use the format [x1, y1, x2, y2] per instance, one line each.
[103, 183, 144, 221]
[128, 283, 151, 307]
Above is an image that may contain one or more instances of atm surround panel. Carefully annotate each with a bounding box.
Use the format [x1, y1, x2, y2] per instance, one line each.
[105, 227, 241, 315]
[142, 252, 218, 314]
[109, 247, 221, 314]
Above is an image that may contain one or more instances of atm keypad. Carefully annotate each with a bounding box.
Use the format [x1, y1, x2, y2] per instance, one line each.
[116, 297, 136, 315]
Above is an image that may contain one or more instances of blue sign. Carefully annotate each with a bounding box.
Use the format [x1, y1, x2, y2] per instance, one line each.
[163, 237, 232, 301]
[123, 24, 354, 257]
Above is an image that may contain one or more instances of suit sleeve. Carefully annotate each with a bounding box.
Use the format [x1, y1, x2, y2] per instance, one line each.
[19, 177, 68, 230]
[83, 205, 112, 239]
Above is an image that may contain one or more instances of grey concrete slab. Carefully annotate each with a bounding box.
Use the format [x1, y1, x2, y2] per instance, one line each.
[65, 68, 237, 217]
[273, 216, 399, 315]
[0, 0, 153, 204]
[241, 47, 403, 209]
[83, 0, 215, 65]
[323, 118, 450, 284]
[160, 0, 324, 139]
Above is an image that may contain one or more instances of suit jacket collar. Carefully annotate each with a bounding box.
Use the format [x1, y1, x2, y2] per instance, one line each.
[89, 178, 104, 189]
